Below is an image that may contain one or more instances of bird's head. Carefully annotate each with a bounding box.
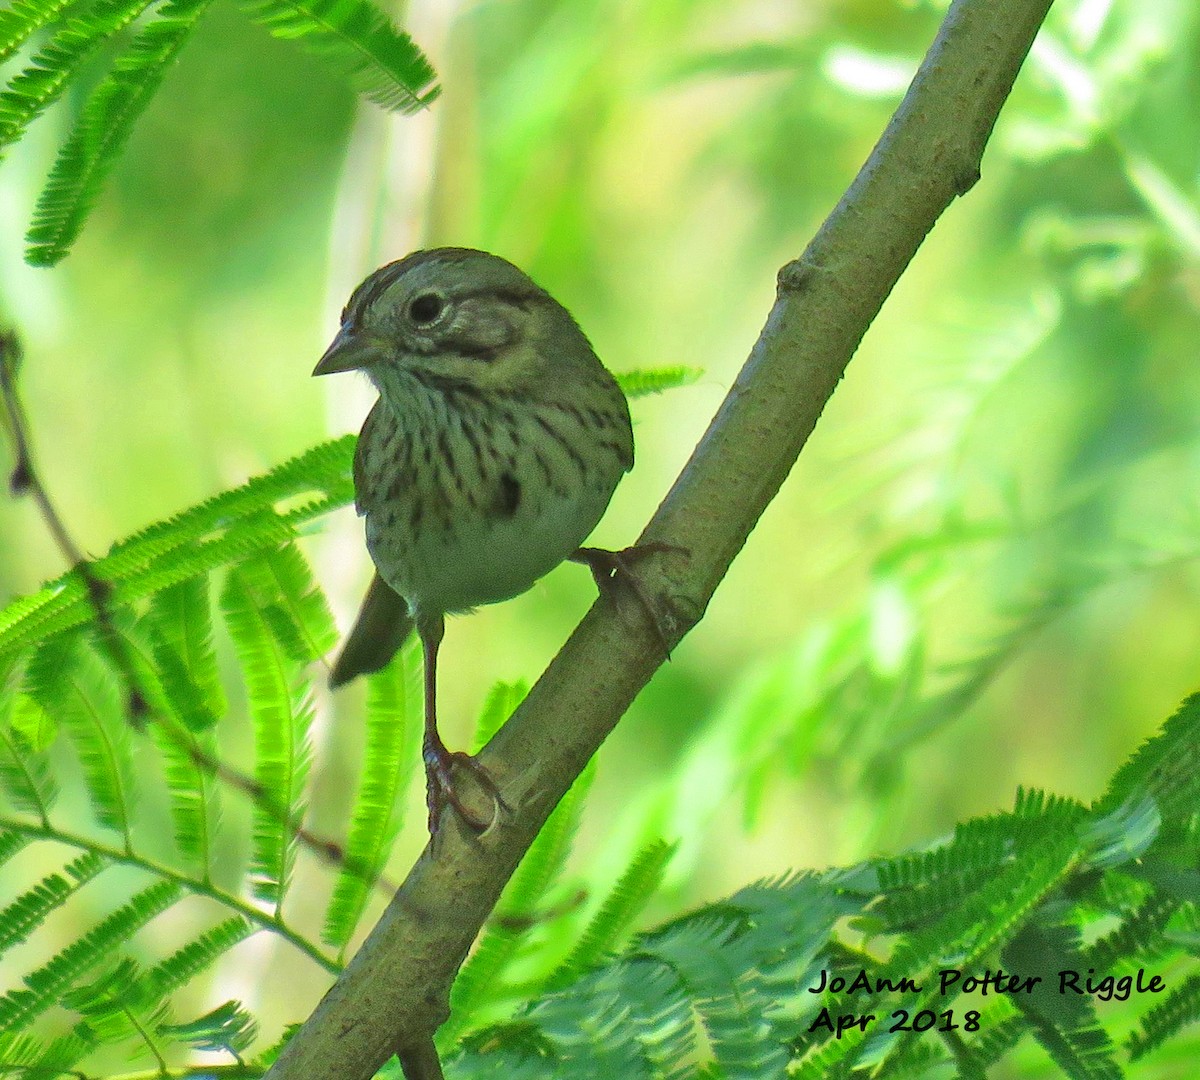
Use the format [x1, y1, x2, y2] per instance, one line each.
[314, 248, 595, 400]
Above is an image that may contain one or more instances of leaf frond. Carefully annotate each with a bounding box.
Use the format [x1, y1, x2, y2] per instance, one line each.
[615, 366, 702, 399]
[0, 436, 354, 663]
[144, 916, 256, 998]
[322, 638, 421, 951]
[23, 630, 135, 840]
[0, 852, 108, 961]
[158, 998, 259, 1059]
[549, 839, 676, 989]
[221, 558, 315, 909]
[239, 0, 439, 113]
[0, 0, 156, 155]
[0, 879, 181, 1036]
[0, 0, 76, 65]
[1128, 972, 1200, 1061]
[25, 0, 218, 266]
[0, 700, 59, 821]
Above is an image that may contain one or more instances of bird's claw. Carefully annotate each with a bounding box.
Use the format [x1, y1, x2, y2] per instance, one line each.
[424, 748, 507, 835]
[570, 542, 687, 658]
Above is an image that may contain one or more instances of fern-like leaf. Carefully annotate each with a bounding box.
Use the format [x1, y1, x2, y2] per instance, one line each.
[452, 874, 853, 1079]
[0, 0, 76, 64]
[159, 998, 259, 1060]
[145, 916, 256, 999]
[0, 0, 156, 155]
[549, 839, 676, 989]
[470, 679, 527, 754]
[236, 542, 337, 665]
[62, 957, 172, 1057]
[239, 0, 438, 113]
[1128, 971, 1200, 1060]
[0, 852, 107, 960]
[0, 879, 181, 1036]
[0, 828, 28, 867]
[0, 698, 58, 822]
[615, 366, 702, 399]
[1085, 891, 1178, 972]
[144, 575, 225, 733]
[25, 0, 217, 266]
[221, 558, 315, 911]
[1099, 692, 1200, 822]
[107, 604, 221, 872]
[23, 630, 135, 842]
[885, 835, 1081, 1000]
[322, 639, 421, 951]
[0, 1030, 91, 1080]
[0, 436, 354, 660]
[1021, 1008, 1122, 1080]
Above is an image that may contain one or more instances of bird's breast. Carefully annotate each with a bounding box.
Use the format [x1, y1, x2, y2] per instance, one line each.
[359, 388, 630, 615]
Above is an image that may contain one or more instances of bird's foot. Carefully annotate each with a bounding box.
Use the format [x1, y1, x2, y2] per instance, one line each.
[569, 542, 687, 658]
[424, 746, 507, 836]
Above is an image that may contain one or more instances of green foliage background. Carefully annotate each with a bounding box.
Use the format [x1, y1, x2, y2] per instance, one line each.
[2, 0, 1200, 1076]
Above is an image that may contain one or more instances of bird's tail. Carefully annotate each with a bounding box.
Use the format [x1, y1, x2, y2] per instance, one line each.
[329, 572, 415, 688]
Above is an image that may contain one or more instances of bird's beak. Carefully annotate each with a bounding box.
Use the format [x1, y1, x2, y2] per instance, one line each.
[312, 327, 386, 376]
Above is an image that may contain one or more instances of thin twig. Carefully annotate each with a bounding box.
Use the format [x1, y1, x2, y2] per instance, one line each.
[0, 329, 398, 895]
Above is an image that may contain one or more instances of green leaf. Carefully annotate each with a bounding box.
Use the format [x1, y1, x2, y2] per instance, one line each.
[0, 0, 156, 155]
[7, 688, 57, 751]
[615, 366, 702, 399]
[103, 603, 220, 874]
[0, 852, 107, 961]
[0, 879, 181, 1036]
[0, 0, 77, 65]
[23, 631, 135, 841]
[159, 999, 259, 1059]
[0, 436, 354, 662]
[0, 1030, 91, 1080]
[144, 575, 225, 733]
[0, 695, 58, 821]
[25, 0, 218, 266]
[144, 917, 256, 999]
[222, 560, 315, 910]
[470, 679, 528, 754]
[0, 828, 28, 867]
[234, 543, 338, 665]
[239, 0, 438, 113]
[1097, 692, 1200, 823]
[1081, 793, 1160, 869]
[1129, 972, 1200, 1061]
[549, 839, 676, 990]
[323, 637, 422, 951]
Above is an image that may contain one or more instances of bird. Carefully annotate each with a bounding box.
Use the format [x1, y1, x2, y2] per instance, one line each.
[315, 247, 665, 833]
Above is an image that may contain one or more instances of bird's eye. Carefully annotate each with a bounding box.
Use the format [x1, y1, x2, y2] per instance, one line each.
[408, 293, 445, 325]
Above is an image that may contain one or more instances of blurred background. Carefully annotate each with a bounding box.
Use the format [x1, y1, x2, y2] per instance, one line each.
[2, 0, 1199, 1073]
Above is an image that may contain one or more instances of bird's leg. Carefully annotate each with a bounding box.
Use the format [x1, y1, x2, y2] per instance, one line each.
[417, 612, 506, 835]
[569, 542, 687, 658]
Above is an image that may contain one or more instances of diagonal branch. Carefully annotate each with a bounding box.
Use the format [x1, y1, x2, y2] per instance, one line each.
[266, 0, 1056, 1075]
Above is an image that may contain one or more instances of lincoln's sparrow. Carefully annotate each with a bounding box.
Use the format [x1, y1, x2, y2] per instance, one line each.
[315, 248, 656, 832]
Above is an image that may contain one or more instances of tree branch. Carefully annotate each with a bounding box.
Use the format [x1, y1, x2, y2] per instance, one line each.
[266, 0, 1055, 1075]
